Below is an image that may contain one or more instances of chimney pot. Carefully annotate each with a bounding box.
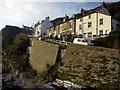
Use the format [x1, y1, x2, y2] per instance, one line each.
[81, 8, 85, 15]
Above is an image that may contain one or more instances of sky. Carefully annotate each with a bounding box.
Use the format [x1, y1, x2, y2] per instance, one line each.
[0, 0, 119, 30]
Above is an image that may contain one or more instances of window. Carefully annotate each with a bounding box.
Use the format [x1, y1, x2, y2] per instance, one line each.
[82, 39, 86, 42]
[69, 22, 72, 28]
[99, 30, 103, 36]
[88, 32, 92, 37]
[80, 18, 83, 22]
[116, 24, 120, 29]
[79, 24, 82, 30]
[88, 22, 92, 28]
[99, 18, 103, 25]
[105, 30, 108, 35]
[77, 39, 81, 42]
[54, 26, 56, 30]
[84, 33, 86, 36]
[88, 15, 91, 19]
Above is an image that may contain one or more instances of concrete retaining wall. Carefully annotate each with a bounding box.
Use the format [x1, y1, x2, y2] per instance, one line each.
[29, 39, 59, 73]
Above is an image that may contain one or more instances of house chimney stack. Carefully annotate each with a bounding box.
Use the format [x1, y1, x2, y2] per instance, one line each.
[81, 8, 85, 15]
[102, 2, 107, 8]
[72, 14, 76, 18]
[63, 14, 69, 22]
[46, 16, 50, 20]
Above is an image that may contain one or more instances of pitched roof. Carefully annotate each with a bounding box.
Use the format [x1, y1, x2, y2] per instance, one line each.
[22, 25, 33, 29]
[48, 2, 120, 30]
[79, 2, 120, 21]
[51, 17, 64, 26]
[106, 2, 120, 21]
[34, 21, 40, 27]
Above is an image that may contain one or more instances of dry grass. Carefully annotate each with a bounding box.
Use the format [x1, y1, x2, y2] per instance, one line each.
[58, 44, 120, 88]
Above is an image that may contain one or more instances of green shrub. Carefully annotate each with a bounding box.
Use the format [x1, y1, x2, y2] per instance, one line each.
[10, 33, 29, 55]
[93, 29, 120, 49]
[2, 26, 22, 50]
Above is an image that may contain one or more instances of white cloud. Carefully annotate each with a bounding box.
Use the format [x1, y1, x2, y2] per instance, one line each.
[0, 1, 80, 30]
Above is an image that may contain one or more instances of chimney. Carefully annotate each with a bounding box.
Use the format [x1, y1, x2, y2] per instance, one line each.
[46, 16, 50, 20]
[72, 14, 76, 18]
[102, 2, 107, 8]
[81, 8, 85, 15]
[63, 14, 69, 22]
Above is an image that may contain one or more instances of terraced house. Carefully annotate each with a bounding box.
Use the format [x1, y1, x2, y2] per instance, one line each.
[76, 2, 120, 39]
[47, 14, 81, 41]
[34, 17, 53, 37]
[47, 2, 120, 41]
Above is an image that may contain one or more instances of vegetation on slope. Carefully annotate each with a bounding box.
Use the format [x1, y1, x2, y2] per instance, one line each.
[2, 25, 36, 75]
[58, 44, 119, 89]
[2, 25, 22, 50]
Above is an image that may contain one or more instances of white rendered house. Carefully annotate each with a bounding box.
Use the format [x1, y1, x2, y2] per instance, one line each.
[34, 17, 53, 37]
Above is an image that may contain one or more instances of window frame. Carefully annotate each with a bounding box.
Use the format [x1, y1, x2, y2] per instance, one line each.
[99, 18, 103, 25]
[88, 15, 91, 19]
[88, 32, 92, 37]
[99, 30, 103, 36]
[80, 18, 83, 22]
[69, 21, 72, 28]
[79, 24, 82, 30]
[88, 22, 92, 28]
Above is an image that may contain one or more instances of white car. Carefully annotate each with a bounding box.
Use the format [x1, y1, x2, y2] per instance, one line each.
[73, 38, 94, 46]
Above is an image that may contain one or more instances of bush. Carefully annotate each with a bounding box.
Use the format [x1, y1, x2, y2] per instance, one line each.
[2, 25, 22, 50]
[93, 29, 120, 49]
[10, 33, 30, 54]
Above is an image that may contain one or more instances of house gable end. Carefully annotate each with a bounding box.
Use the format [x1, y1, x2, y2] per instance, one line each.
[98, 7, 110, 16]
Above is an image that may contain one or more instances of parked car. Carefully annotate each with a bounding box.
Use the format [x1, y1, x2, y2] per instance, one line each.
[73, 38, 94, 46]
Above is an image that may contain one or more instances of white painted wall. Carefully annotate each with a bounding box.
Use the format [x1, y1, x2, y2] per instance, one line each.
[97, 13, 111, 35]
[76, 13, 97, 38]
[34, 24, 41, 37]
[40, 18, 53, 37]
[76, 7, 113, 38]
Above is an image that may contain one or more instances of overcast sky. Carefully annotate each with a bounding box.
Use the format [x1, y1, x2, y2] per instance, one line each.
[0, 0, 119, 30]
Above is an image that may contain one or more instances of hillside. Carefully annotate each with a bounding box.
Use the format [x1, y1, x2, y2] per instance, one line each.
[58, 44, 120, 89]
